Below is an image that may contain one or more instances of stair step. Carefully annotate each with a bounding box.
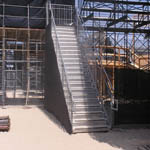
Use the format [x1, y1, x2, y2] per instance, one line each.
[60, 50, 81, 54]
[56, 37, 77, 42]
[53, 30, 75, 34]
[73, 106, 102, 112]
[73, 117, 106, 122]
[60, 46, 79, 50]
[55, 26, 74, 31]
[64, 92, 97, 99]
[57, 34, 76, 38]
[73, 124, 109, 133]
[66, 69, 88, 73]
[64, 66, 87, 70]
[72, 93, 97, 98]
[68, 78, 91, 82]
[67, 72, 89, 77]
[60, 55, 82, 59]
[71, 88, 95, 93]
[73, 113, 105, 119]
[73, 109, 103, 114]
[73, 94, 98, 99]
[73, 98, 99, 102]
[64, 83, 93, 88]
[70, 85, 95, 89]
[60, 68, 87, 73]
[65, 98, 100, 105]
[63, 62, 85, 66]
[62, 57, 82, 61]
[59, 42, 78, 47]
[64, 91, 97, 98]
[74, 102, 100, 107]
[73, 120, 107, 126]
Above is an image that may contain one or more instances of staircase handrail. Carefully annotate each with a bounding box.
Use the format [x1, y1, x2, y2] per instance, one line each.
[75, 11, 117, 112]
[49, 1, 74, 123]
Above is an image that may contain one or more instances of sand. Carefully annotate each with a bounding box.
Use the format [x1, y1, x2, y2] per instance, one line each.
[0, 106, 149, 150]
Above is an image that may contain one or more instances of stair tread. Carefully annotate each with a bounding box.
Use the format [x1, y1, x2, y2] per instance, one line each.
[73, 110, 103, 114]
[73, 121, 107, 126]
[73, 117, 106, 121]
[73, 114, 105, 119]
[73, 107, 102, 111]
[73, 124, 108, 129]
[73, 126, 109, 133]
[73, 98, 99, 100]
[74, 104, 101, 107]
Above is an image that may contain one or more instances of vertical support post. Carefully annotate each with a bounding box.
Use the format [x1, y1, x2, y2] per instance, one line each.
[99, 48, 103, 98]
[46, 0, 49, 26]
[25, 4, 30, 106]
[2, 2, 5, 106]
[118, 48, 120, 67]
[132, 22, 135, 65]
[113, 1, 116, 97]
[2, 27, 5, 106]
[147, 3, 150, 70]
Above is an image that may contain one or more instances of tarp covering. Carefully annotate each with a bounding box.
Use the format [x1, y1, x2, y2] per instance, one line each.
[115, 68, 150, 100]
[0, 17, 2, 26]
[0, 0, 46, 29]
[30, 8, 46, 18]
[30, 0, 47, 6]
[4, 17, 28, 28]
[0, 6, 2, 14]
[5, 6, 27, 16]
[1, 0, 46, 6]
[29, 19, 46, 28]
[114, 68, 150, 125]
[51, 0, 75, 5]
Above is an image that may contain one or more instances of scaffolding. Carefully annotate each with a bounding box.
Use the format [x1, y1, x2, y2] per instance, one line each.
[78, 0, 150, 102]
[0, 3, 46, 106]
[80, 0, 150, 68]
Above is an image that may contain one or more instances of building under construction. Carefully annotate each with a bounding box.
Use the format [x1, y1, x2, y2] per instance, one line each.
[0, 0, 150, 133]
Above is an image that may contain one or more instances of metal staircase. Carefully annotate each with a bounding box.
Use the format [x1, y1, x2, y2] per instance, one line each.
[49, 3, 109, 133]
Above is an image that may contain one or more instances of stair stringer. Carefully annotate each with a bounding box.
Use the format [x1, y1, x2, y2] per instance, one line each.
[45, 24, 72, 134]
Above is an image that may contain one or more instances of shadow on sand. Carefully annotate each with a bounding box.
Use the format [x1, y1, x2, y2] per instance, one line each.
[89, 125, 150, 150]
[38, 106, 68, 133]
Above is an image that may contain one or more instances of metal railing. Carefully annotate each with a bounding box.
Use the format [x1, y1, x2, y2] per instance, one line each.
[49, 2, 74, 123]
[50, 4, 74, 26]
[75, 11, 118, 111]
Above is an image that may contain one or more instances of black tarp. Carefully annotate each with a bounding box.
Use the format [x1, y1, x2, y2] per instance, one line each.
[0, 7, 2, 15]
[51, 0, 75, 5]
[30, 0, 46, 6]
[3, 0, 30, 5]
[5, 6, 27, 16]
[0, 0, 46, 29]
[115, 103, 150, 124]
[114, 68, 150, 124]
[29, 19, 46, 29]
[0, 17, 2, 27]
[4, 17, 28, 28]
[30, 7, 46, 18]
[115, 68, 150, 100]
